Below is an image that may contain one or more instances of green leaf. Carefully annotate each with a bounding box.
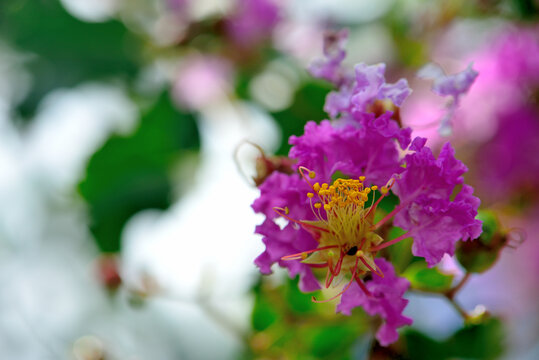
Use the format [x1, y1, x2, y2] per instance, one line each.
[447, 317, 505, 360]
[403, 261, 454, 292]
[386, 227, 413, 273]
[1, 0, 141, 119]
[285, 277, 316, 314]
[270, 81, 332, 156]
[309, 325, 357, 358]
[476, 210, 500, 245]
[252, 295, 280, 332]
[457, 249, 499, 274]
[405, 316, 506, 360]
[79, 92, 199, 252]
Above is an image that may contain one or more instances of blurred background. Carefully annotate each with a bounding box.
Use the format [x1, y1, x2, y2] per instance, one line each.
[0, 0, 538, 359]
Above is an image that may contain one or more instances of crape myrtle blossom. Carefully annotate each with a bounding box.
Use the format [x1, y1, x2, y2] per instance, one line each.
[252, 118, 481, 344]
[417, 62, 479, 136]
[252, 30, 482, 344]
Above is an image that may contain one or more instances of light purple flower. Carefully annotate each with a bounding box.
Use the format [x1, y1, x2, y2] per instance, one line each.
[337, 258, 412, 346]
[325, 63, 411, 120]
[418, 62, 479, 136]
[309, 29, 351, 86]
[393, 142, 482, 266]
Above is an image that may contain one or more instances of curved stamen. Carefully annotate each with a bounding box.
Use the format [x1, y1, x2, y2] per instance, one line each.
[281, 245, 339, 261]
[359, 256, 384, 278]
[313, 256, 360, 303]
[354, 276, 372, 297]
[273, 207, 330, 233]
[369, 231, 411, 252]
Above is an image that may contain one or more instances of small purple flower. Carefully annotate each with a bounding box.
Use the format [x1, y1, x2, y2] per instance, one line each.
[325, 63, 411, 120]
[418, 62, 479, 136]
[309, 29, 351, 86]
[337, 258, 412, 346]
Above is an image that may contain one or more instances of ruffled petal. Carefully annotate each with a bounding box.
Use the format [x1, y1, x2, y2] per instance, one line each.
[337, 259, 412, 346]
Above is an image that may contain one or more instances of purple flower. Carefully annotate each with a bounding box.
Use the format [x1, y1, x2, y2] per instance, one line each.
[393, 142, 482, 266]
[225, 0, 281, 47]
[325, 63, 411, 120]
[337, 258, 412, 346]
[289, 113, 410, 186]
[309, 29, 351, 86]
[418, 62, 479, 136]
[253, 31, 482, 345]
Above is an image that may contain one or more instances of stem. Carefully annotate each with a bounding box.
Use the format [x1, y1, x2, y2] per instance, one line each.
[445, 295, 470, 321]
[445, 273, 471, 300]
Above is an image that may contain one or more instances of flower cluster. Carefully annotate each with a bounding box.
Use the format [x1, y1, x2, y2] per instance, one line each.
[252, 30, 482, 345]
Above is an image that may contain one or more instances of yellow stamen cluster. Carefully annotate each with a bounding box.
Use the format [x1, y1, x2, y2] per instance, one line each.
[311, 178, 374, 211]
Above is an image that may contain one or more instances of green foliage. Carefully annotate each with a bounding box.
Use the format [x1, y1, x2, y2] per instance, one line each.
[405, 316, 505, 360]
[271, 81, 332, 156]
[79, 92, 199, 252]
[1, 0, 141, 119]
[403, 261, 454, 292]
[386, 227, 414, 273]
[511, 0, 539, 19]
[249, 275, 369, 360]
[457, 210, 505, 274]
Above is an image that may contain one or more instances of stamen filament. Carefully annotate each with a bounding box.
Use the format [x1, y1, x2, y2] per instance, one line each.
[313, 257, 360, 303]
[369, 231, 411, 252]
[273, 207, 330, 233]
[354, 276, 372, 297]
[372, 203, 404, 230]
[359, 256, 384, 278]
[281, 245, 339, 260]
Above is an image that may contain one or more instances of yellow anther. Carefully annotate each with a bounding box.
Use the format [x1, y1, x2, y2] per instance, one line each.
[284, 206, 289, 215]
[359, 176, 366, 181]
[301, 253, 308, 260]
[313, 182, 320, 192]
[322, 183, 328, 190]
[307, 192, 314, 198]
[355, 250, 364, 257]
[365, 188, 371, 194]
[309, 171, 316, 179]
[324, 204, 331, 211]
[381, 186, 389, 195]
[314, 203, 322, 209]
[371, 185, 378, 191]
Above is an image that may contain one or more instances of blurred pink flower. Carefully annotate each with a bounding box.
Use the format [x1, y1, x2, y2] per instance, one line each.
[172, 55, 233, 110]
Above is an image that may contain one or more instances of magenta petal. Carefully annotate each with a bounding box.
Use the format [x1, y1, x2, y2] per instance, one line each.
[337, 259, 412, 345]
[394, 143, 482, 266]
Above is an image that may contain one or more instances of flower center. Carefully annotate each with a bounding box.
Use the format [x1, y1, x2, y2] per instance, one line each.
[275, 167, 403, 301]
[302, 175, 383, 279]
